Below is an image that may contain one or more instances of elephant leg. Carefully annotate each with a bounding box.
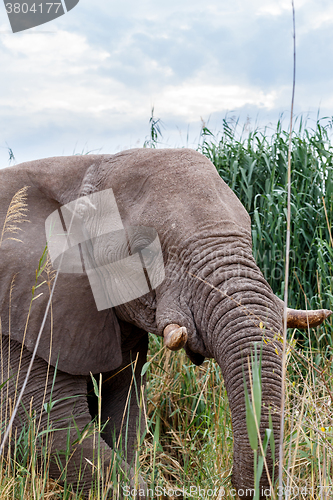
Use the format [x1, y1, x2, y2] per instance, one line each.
[0, 335, 125, 498]
[88, 332, 149, 493]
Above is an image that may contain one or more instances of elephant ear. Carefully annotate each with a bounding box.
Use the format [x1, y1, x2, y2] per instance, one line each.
[23, 155, 123, 376]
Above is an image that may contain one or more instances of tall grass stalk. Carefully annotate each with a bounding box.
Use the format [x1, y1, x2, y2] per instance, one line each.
[280, 1, 297, 495]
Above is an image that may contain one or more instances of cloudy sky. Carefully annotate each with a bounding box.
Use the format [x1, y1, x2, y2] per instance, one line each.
[0, 0, 332, 167]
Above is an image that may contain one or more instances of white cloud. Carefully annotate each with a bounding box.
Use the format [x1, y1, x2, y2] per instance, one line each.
[256, 0, 296, 17]
[0, 25, 279, 127]
[298, 3, 333, 33]
[156, 83, 278, 121]
[0, 30, 115, 113]
[1, 29, 109, 74]
[0, 0, 333, 165]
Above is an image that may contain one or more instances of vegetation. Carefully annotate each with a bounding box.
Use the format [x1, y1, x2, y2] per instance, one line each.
[1, 116, 333, 498]
[199, 116, 333, 311]
[144, 115, 333, 499]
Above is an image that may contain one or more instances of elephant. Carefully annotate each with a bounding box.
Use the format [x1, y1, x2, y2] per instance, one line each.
[0, 148, 331, 498]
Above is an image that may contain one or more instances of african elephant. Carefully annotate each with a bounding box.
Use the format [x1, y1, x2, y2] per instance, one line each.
[0, 149, 330, 498]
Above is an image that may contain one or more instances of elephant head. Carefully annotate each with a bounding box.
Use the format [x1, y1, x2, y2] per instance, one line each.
[0, 148, 330, 497]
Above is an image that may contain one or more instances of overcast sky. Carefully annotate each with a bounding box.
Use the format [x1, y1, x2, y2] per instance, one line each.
[0, 0, 333, 167]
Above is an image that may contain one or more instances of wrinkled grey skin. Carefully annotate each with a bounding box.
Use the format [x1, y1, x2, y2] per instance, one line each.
[0, 149, 282, 498]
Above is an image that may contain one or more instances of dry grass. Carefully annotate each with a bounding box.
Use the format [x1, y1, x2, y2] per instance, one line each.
[0, 186, 29, 247]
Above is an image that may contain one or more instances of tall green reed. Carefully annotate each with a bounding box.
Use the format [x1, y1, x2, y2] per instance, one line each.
[199, 116, 333, 332]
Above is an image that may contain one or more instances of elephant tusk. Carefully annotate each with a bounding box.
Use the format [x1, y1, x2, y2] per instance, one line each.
[286, 308, 332, 329]
[163, 324, 188, 351]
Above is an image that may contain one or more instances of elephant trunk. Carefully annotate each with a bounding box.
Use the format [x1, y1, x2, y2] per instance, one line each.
[194, 269, 282, 498]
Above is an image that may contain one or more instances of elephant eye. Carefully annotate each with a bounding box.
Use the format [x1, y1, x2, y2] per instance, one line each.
[140, 247, 156, 267]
